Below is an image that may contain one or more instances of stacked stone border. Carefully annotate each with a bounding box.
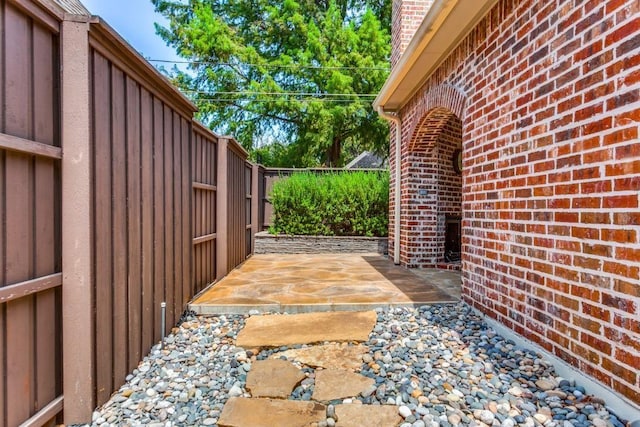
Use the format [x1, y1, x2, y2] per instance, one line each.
[254, 232, 389, 255]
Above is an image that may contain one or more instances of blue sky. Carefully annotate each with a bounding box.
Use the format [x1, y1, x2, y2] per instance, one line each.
[80, 0, 180, 62]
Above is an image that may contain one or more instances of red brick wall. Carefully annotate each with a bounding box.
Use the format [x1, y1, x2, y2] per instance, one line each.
[393, 0, 640, 404]
[437, 116, 462, 217]
[391, 0, 433, 67]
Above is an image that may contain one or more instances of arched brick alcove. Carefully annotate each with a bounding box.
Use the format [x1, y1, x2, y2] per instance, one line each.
[401, 107, 463, 268]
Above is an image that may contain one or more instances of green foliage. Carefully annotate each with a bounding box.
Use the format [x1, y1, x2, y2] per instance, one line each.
[152, 0, 391, 167]
[269, 171, 389, 236]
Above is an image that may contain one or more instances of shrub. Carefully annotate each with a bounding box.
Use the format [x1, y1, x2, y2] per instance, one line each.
[269, 171, 389, 237]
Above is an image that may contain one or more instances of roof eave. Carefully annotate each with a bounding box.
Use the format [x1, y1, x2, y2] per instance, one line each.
[374, 0, 499, 112]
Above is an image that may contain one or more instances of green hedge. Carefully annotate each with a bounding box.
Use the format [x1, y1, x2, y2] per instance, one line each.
[269, 171, 389, 237]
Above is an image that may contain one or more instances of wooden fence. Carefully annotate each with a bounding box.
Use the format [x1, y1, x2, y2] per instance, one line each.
[0, 2, 384, 425]
[0, 1, 63, 426]
[0, 1, 255, 425]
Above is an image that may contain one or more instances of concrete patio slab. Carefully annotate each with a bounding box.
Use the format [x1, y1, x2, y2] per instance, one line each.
[235, 311, 377, 348]
[189, 254, 459, 314]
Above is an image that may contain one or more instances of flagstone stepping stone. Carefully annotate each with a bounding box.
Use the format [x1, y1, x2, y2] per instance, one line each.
[312, 369, 375, 401]
[334, 404, 402, 427]
[218, 397, 326, 427]
[270, 343, 369, 371]
[236, 311, 377, 348]
[245, 359, 306, 398]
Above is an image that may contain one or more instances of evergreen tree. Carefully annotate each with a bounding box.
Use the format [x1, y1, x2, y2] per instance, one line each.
[153, 0, 390, 166]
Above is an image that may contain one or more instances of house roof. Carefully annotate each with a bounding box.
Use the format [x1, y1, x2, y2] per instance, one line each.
[374, 0, 499, 112]
[344, 151, 387, 169]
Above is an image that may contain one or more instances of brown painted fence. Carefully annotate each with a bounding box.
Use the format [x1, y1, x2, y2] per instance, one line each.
[0, 1, 378, 425]
[0, 0, 255, 425]
[89, 28, 194, 406]
[0, 1, 63, 426]
[192, 122, 218, 295]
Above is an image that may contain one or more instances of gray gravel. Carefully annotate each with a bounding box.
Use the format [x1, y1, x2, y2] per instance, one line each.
[80, 303, 628, 427]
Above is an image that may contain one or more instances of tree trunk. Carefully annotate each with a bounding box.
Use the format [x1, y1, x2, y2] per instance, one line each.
[327, 136, 341, 167]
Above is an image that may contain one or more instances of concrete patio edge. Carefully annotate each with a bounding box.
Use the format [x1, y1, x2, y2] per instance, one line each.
[189, 300, 459, 315]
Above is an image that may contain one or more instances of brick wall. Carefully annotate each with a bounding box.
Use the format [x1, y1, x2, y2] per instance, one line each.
[391, 0, 433, 67]
[393, 0, 640, 403]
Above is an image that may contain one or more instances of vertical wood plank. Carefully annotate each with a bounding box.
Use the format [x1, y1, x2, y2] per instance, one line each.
[34, 157, 57, 411]
[0, 302, 5, 426]
[5, 152, 34, 426]
[111, 66, 128, 387]
[251, 164, 259, 252]
[0, 0, 5, 133]
[32, 23, 55, 146]
[173, 116, 182, 315]
[181, 119, 190, 305]
[212, 140, 217, 282]
[33, 17, 58, 413]
[216, 138, 228, 280]
[163, 107, 174, 327]
[0, 149, 5, 424]
[92, 52, 113, 406]
[5, 4, 31, 139]
[126, 77, 142, 370]
[190, 136, 195, 293]
[152, 97, 165, 342]
[140, 88, 154, 353]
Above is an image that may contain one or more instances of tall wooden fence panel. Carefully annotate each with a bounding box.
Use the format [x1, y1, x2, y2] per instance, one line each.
[0, 2, 63, 425]
[226, 145, 251, 271]
[245, 162, 253, 255]
[1, 0, 270, 423]
[89, 26, 194, 407]
[192, 123, 217, 295]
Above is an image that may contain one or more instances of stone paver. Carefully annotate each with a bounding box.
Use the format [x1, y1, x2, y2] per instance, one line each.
[236, 311, 377, 348]
[270, 343, 369, 371]
[334, 404, 403, 427]
[245, 359, 305, 398]
[190, 254, 458, 314]
[312, 369, 375, 401]
[218, 397, 326, 427]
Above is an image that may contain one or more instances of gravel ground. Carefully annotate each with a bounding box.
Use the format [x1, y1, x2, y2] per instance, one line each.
[82, 303, 628, 427]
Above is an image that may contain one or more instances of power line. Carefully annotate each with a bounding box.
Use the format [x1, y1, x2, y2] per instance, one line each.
[183, 90, 378, 97]
[149, 59, 390, 71]
[194, 98, 369, 103]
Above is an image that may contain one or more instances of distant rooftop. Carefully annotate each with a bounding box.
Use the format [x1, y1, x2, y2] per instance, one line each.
[345, 151, 387, 169]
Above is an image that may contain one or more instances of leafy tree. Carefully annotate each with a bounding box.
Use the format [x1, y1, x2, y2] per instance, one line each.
[152, 0, 391, 167]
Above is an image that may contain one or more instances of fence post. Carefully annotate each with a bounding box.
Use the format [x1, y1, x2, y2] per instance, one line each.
[251, 164, 259, 250]
[61, 17, 95, 423]
[216, 137, 228, 280]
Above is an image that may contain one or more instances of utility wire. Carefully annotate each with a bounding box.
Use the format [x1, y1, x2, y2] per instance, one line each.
[149, 59, 390, 71]
[183, 90, 377, 97]
[194, 98, 370, 103]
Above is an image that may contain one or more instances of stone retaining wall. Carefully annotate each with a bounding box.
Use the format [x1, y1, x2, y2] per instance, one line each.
[254, 232, 388, 255]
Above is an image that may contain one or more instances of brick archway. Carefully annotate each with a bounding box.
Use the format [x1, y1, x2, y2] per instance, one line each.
[399, 86, 465, 268]
[406, 84, 466, 152]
